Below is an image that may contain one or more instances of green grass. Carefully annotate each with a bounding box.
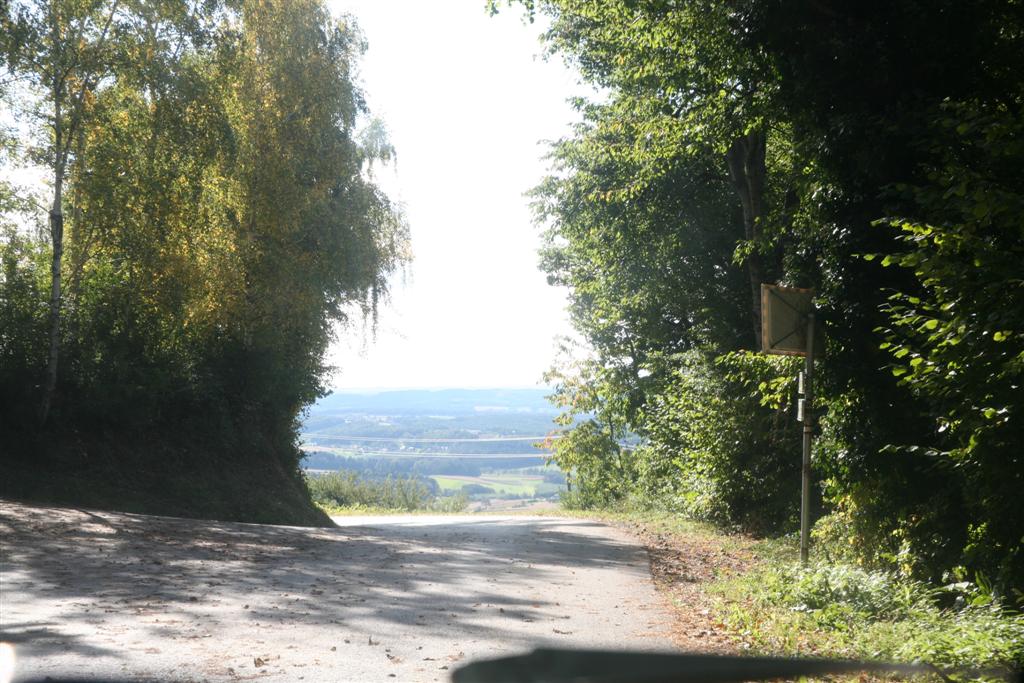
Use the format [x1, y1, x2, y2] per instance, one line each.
[709, 557, 1024, 677]
[551, 506, 1023, 680]
[430, 473, 557, 497]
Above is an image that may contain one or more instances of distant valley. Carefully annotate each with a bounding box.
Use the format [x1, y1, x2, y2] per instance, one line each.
[300, 388, 567, 510]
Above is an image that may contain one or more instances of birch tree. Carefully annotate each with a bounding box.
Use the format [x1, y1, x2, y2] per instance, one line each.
[3, 0, 123, 422]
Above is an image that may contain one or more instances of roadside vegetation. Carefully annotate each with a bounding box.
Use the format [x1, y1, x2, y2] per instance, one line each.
[1, 0, 408, 524]
[576, 508, 1023, 678]
[713, 558, 1024, 675]
[485, 0, 1023, 670]
[307, 471, 469, 514]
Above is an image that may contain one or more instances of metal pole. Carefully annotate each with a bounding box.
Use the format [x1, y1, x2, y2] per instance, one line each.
[800, 313, 814, 565]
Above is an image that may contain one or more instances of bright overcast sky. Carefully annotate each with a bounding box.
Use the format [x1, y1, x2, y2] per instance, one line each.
[324, 1, 584, 390]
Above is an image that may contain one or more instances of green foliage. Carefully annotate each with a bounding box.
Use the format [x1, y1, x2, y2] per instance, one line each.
[431, 492, 471, 513]
[634, 351, 801, 533]
[871, 101, 1024, 588]
[307, 472, 468, 513]
[517, 0, 804, 536]
[714, 560, 1024, 675]
[0, 0, 408, 523]
[0, 227, 48, 403]
[541, 340, 641, 508]
[507, 0, 1024, 594]
[534, 100, 753, 359]
[550, 419, 632, 510]
[747, 0, 1024, 590]
[764, 563, 933, 620]
[544, 348, 802, 535]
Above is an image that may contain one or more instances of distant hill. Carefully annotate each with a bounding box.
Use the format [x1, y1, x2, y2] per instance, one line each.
[300, 388, 562, 473]
[309, 388, 558, 416]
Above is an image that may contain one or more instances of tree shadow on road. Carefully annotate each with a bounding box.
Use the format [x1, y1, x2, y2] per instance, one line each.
[1, 501, 654, 664]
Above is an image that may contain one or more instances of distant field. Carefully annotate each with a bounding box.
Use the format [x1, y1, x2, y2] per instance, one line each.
[431, 474, 562, 497]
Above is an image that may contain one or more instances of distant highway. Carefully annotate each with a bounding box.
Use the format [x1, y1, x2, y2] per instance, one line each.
[300, 434, 563, 442]
[300, 444, 550, 459]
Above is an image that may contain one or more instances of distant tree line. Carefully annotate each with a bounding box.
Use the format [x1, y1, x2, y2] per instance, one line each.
[497, 0, 1024, 591]
[301, 452, 550, 477]
[0, 0, 408, 523]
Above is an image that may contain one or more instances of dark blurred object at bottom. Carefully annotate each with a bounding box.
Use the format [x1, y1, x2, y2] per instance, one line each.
[451, 648, 1022, 683]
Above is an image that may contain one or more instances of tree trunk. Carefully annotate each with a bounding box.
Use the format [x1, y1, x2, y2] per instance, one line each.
[725, 129, 767, 350]
[37, 0, 120, 424]
[40, 94, 66, 425]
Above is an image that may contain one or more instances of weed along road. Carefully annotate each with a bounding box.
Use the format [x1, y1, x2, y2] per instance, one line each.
[1, 502, 675, 682]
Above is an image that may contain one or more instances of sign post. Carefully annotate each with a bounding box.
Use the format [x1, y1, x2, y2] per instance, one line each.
[761, 284, 820, 565]
[799, 313, 814, 565]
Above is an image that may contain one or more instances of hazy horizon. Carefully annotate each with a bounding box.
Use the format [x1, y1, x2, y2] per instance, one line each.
[323, 1, 585, 391]
[324, 385, 553, 394]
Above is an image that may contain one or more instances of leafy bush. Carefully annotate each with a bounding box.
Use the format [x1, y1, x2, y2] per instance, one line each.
[461, 483, 495, 495]
[634, 350, 801, 534]
[756, 562, 934, 621]
[429, 491, 470, 513]
[870, 102, 1024, 590]
[560, 486, 606, 511]
[550, 419, 634, 510]
[0, 226, 49, 423]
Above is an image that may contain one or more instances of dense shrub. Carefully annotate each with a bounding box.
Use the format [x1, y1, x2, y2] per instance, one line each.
[514, 0, 1024, 595]
[549, 418, 635, 510]
[460, 483, 495, 496]
[634, 350, 801, 534]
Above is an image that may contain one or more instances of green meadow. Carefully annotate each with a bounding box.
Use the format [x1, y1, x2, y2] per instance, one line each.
[431, 473, 562, 498]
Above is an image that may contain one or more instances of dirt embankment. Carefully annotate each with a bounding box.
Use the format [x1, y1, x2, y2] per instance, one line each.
[0, 427, 330, 527]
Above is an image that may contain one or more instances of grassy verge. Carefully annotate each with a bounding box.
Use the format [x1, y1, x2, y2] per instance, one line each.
[559, 507, 1023, 679]
[711, 555, 1024, 675]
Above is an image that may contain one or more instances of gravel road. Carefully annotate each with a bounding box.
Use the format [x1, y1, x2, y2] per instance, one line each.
[0, 501, 675, 682]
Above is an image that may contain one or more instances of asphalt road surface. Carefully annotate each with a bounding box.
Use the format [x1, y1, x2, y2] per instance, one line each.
[1, 502, 675, 682]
